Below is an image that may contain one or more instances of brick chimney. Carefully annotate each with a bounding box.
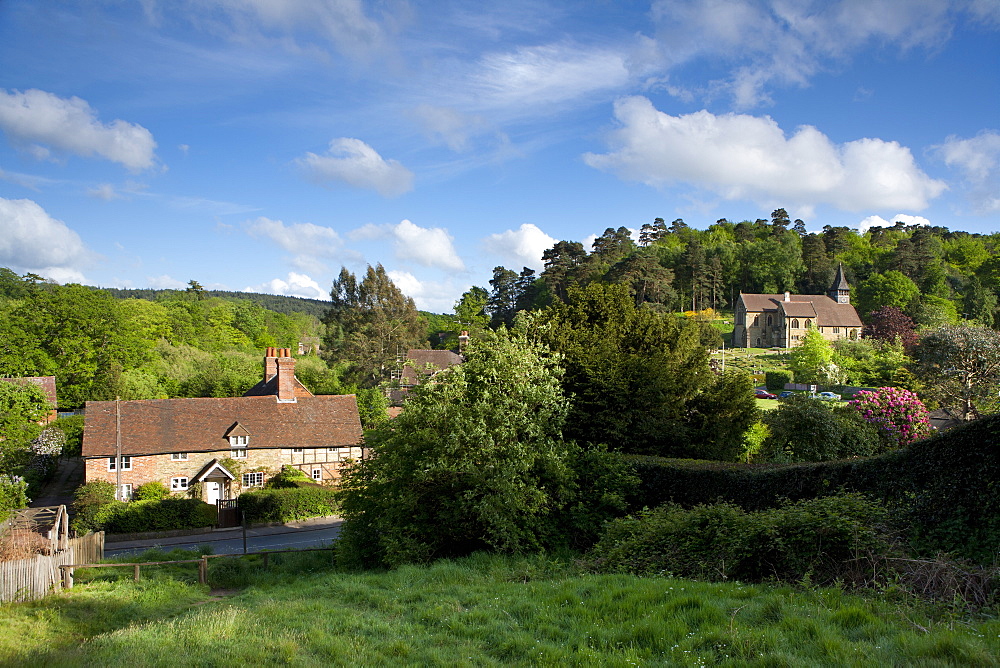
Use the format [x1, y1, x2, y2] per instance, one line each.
[275, 350, 297, 402]
[264, 347, 278, 382]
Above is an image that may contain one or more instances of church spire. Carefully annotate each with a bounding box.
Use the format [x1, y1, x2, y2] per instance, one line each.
[829, 263, 850, 304]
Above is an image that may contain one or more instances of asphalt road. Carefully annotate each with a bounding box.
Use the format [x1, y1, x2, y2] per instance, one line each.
[104, 518, 343, 558]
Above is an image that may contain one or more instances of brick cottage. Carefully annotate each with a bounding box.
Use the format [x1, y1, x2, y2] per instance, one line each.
[81, 348, 364, 502]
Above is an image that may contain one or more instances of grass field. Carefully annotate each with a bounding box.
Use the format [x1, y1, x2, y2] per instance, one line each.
[1, 549, 997, 666]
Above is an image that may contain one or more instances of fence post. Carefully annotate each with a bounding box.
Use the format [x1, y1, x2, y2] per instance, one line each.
[134, 564, 141, 582]
[198, 557, 207, 585]
[62, 566, 74, 590]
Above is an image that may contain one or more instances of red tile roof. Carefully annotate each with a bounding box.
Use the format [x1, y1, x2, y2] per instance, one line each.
[739, 294, 861, 327]
[81, 394, 362, 458]
[0, 376, 57, 407]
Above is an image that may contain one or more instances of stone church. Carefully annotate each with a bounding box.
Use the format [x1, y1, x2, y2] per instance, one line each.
[733, 265, 862, 348]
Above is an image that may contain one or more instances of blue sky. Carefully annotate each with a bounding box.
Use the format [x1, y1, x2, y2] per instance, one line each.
[0, 1, 998, 312]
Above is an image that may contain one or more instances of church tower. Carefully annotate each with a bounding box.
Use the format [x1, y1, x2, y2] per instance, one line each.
[828, 263, 850, 304]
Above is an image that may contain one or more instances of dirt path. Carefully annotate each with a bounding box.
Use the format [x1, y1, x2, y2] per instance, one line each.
[30, 456, 84, 508]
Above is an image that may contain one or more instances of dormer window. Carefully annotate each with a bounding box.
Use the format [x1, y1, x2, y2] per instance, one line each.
[229, 435, 248, 448]
[225, 422, 251, 453]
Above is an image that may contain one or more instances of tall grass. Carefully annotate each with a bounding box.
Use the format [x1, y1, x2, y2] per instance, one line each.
[0, 551, 997, 666]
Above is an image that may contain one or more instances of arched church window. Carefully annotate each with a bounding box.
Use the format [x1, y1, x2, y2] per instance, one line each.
[805, 319, 812, 328]
[767, 315, 772, 326]
[791, 319, 799, 329]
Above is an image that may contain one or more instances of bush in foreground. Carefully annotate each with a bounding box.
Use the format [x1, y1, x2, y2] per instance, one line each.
[587, 492, 894, 586]
[93, 498, 217, 534]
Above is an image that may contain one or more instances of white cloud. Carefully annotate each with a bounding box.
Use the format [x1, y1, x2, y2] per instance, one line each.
[0, 89, 157, 170]
[858, 214, 932, 234]
[146, 274, 188, 290]
[584, 96, 946, 213]
[650, 0, 959, 108]
[0, 197, 96, 281]
[482, 223, 556, 271]
[243, 272, 330, 301]
[348, 219, 465, 272]
[934, 130, 1000, 213]
[87, 183, 122, 201]
[296, 138, 413, 197]
[245, 217, 346, 273]
[386, 270, 461, 313]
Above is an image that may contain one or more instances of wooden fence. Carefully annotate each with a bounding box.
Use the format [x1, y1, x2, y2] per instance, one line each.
[0, 532, 104, 602]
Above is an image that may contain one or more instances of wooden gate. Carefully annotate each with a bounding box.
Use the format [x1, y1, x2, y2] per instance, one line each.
[216, 499, 242, 528]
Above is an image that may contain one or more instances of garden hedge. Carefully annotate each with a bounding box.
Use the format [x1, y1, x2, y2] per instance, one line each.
[95, 498, 217, 534]
[627, 414, 1000, 563]
[239, 486, 339, 523]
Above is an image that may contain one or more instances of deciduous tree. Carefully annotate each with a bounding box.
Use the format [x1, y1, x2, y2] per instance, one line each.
[912, 324, 1000, 420]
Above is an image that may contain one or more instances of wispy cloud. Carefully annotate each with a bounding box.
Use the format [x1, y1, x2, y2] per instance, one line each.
[934, 130, 1000, 213]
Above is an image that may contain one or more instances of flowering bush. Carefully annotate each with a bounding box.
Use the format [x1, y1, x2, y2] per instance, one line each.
[849, 387, 931, 448]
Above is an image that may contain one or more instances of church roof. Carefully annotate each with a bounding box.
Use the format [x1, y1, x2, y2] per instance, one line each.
[830, 263, 850, 291]
[739, 293, 861, 327]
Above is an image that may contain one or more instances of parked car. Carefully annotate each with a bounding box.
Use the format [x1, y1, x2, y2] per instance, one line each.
[754, 389, 777, 400]
[778, 391, 795, 399]
[815, 391, 842, 401]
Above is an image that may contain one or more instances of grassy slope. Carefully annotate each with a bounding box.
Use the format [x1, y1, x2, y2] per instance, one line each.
[1, 550, 997, 667]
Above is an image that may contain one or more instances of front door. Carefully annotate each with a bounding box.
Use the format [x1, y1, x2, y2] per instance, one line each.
[206, 481, 221, 505]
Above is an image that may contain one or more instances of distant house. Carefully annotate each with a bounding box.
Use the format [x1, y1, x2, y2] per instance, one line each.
[733, 265, 862, 348]
[82, 348, 364, 502]
[0, 376, 58, 423]
[389, 348, 464, 408]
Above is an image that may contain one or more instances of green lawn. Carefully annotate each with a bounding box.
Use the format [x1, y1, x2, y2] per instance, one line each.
[2, 549, 998, 666]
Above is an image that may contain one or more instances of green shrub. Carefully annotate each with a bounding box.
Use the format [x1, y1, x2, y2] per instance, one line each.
[264, 466, 313, 489]
[240, 486, 339, 523]
[50, 415, 85, 456]
[765, 370, 792, 393]
[134, 481, 171, 501]
[627, 413, 1000, 563]
[71, 480, 117, 533]
[761, 395, 882, 462]
[95, 498, 217, 534]
[588, 492, 893, 585]
[0, 475, 28, 522]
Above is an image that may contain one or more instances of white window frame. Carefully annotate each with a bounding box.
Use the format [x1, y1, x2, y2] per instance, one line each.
[171, 477, 189, 491]
[242, 471, 264, 487]
[171, 452, 188, 461]
[118, 483, 132, 501]
[311, 467, 322, 481]
[108, 456, 132, 472]
[229, 434, 248, 448]
[232, 447, 247, 459]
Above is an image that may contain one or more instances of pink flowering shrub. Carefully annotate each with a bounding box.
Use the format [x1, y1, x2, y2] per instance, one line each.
[848, 387, 931, 448]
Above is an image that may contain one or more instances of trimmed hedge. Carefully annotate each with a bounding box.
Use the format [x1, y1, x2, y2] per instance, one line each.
[95, 498, 217, 534]
[765, 370, 792, 393]
[239, 486, 339, 523]
[627, 414, 1000, 563]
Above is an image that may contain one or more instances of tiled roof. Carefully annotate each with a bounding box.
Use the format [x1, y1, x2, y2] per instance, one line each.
[81, 394, 362, 458]
[401, 349, 463, 384]
[740, 294, 861, 327]
[243, 375, 314, 398]
[0, 376, 57, 407]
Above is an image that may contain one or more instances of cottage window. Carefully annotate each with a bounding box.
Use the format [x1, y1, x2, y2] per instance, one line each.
[108, 456, 132, 472]
[171, 452, 188, 461]
[118, 484, 132, 501]
[312, 467, 322, 481]
[229, 435, 248, 448]
[232, 448, 247, 459]
[242, 471, 264, 487]
[171, 477, 188, 491]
